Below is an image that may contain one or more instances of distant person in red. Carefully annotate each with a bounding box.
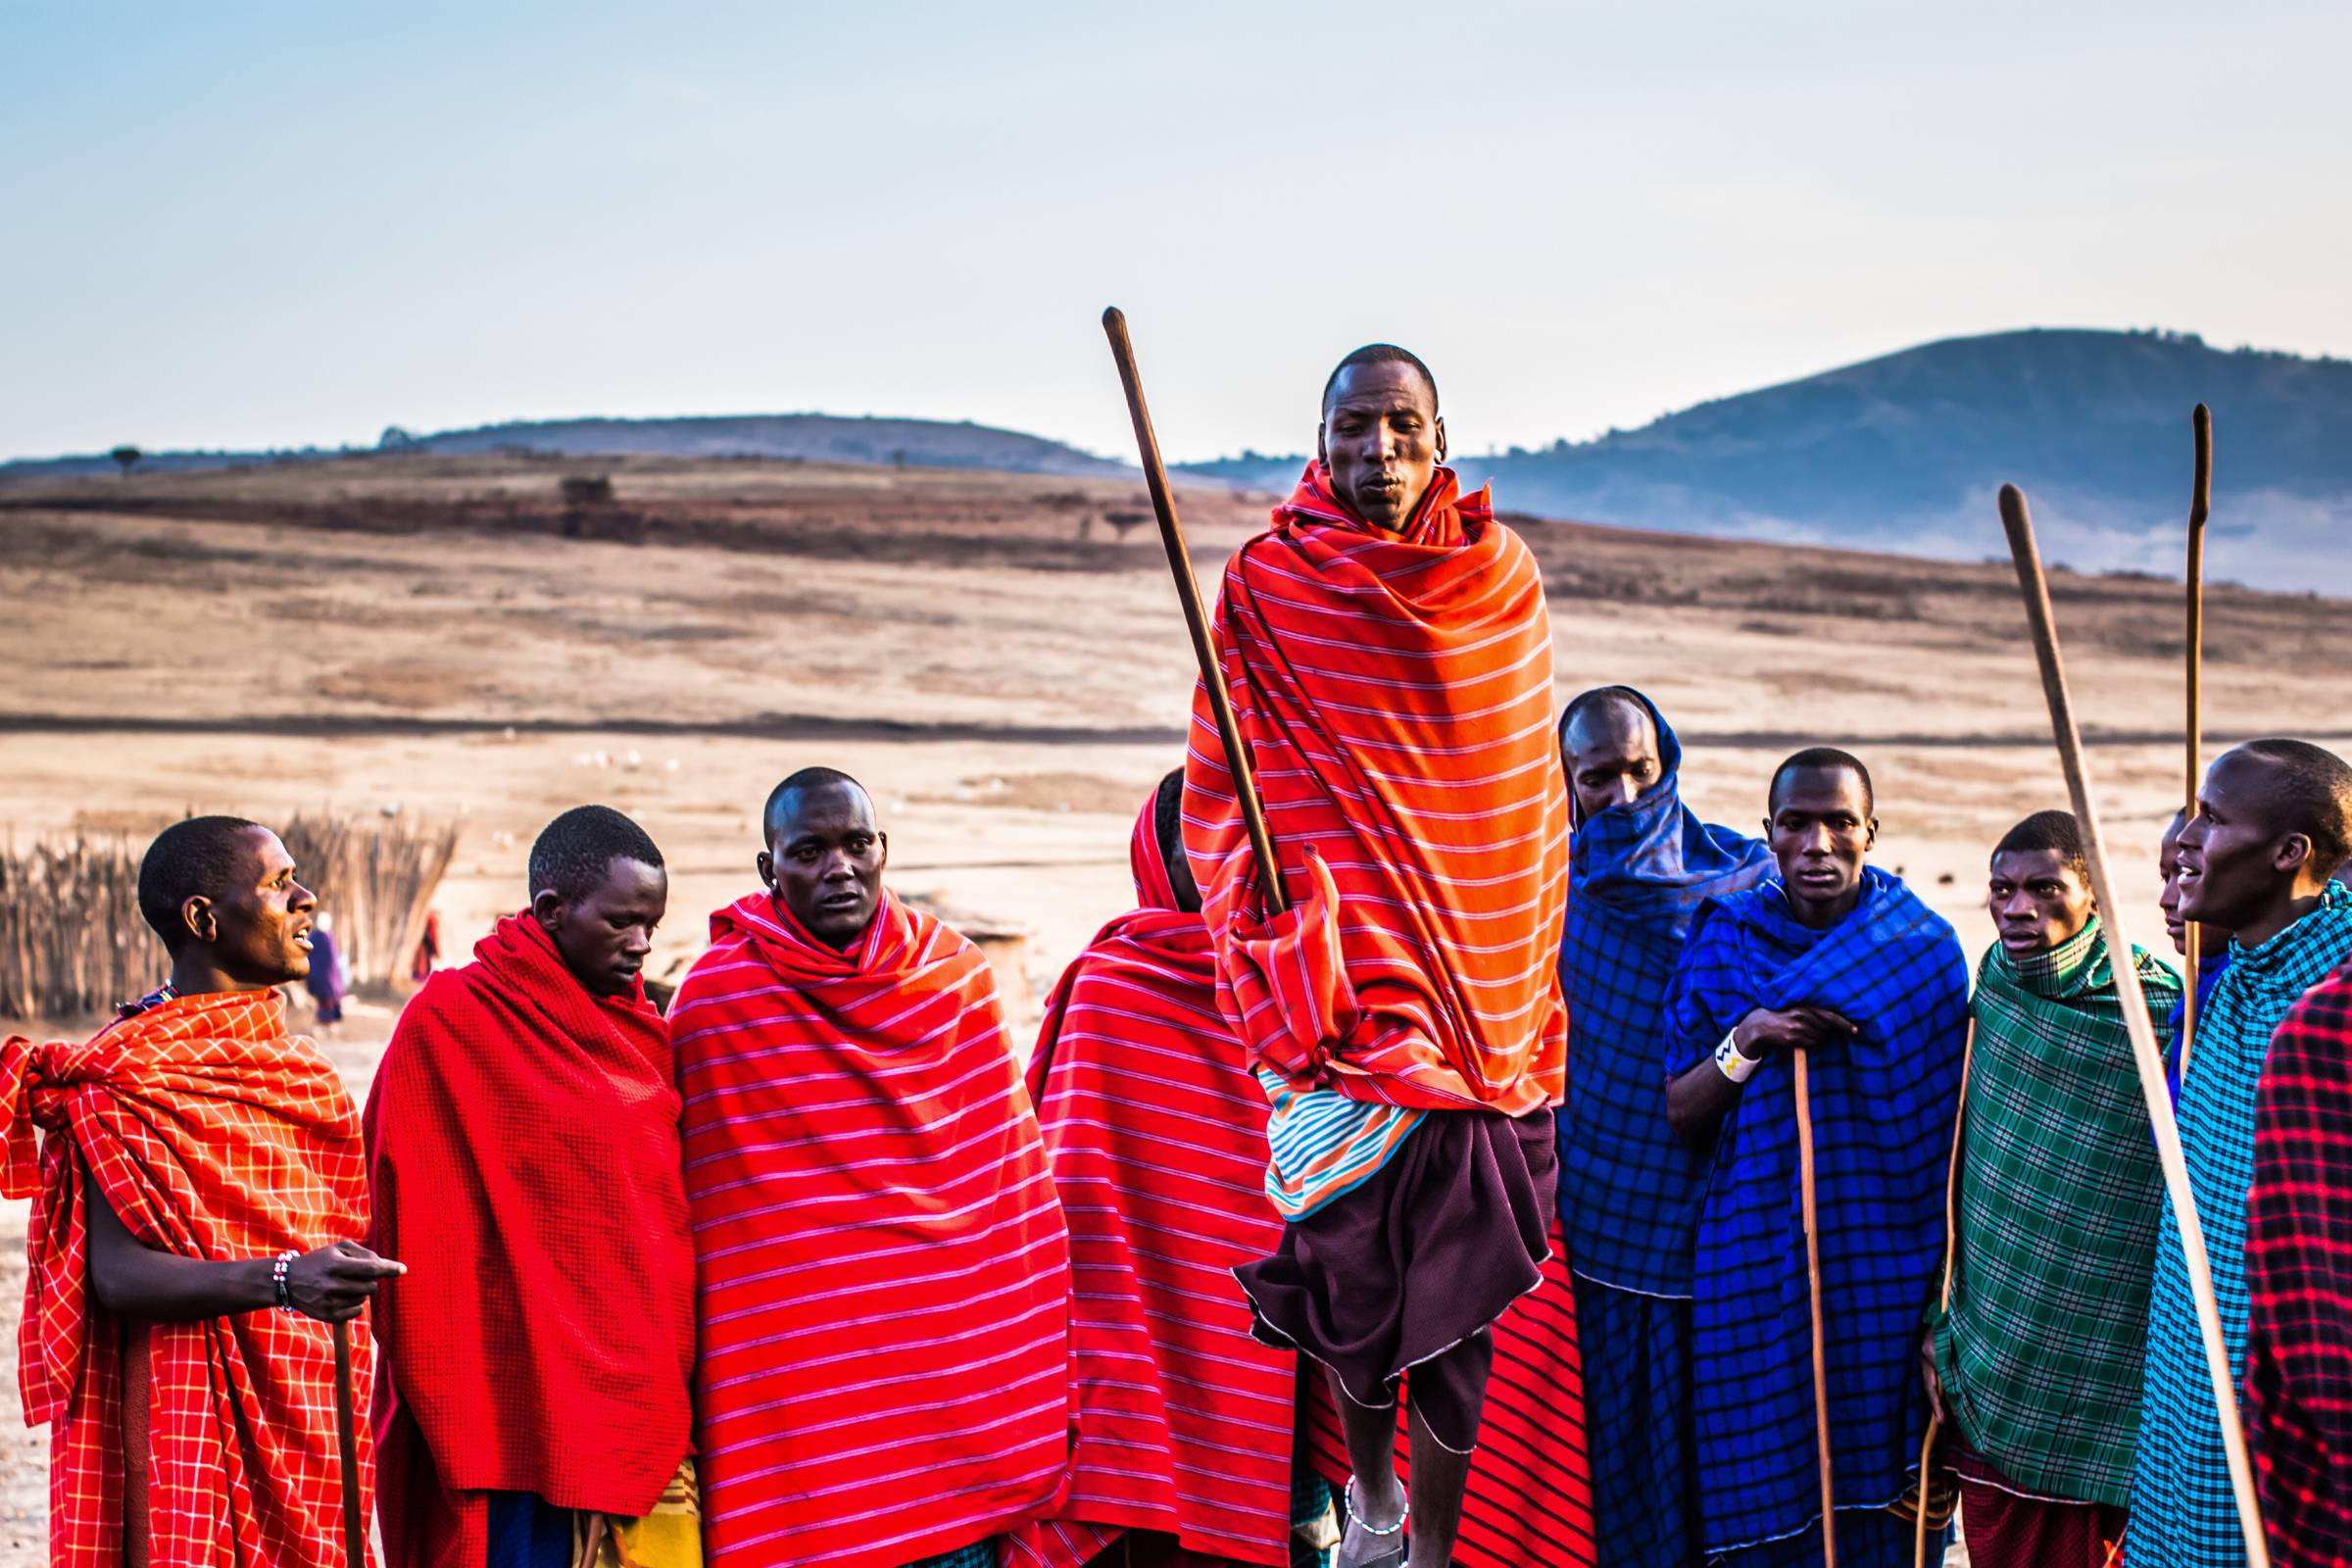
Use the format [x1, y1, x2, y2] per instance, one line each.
[366, 805, 697, 1568]
[670, 767, 1069, 1568]
[0, 814, 401, 1567]
[1185, 347, 1572, 1568]
[410, 908, 441, 984]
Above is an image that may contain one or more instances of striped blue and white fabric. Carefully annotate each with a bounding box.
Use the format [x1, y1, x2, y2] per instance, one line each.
[2128, 882, 2352, 1568]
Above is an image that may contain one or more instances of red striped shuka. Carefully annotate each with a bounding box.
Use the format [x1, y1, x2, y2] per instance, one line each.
[671, 888, 1072, 1568]
[1181, 461, 1571, 1158]
[1002, 794, 1298, 1568]
[0, 992, 375, 1568]
[2245, 957, 2352, 1568]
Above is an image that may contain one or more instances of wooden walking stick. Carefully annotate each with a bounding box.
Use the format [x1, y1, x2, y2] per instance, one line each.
[2180, 403, 2214, 1079]
[332, 1319, 364, 1568]
[1102, 306, 1287, 916]
[1913, 1021, 1975, 1568]
[1793, 1048, 1838, 1568]
[1998, 481, 2272, 1568]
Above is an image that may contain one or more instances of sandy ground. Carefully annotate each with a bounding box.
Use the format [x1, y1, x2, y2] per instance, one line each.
[4, 453, 2347, 1560]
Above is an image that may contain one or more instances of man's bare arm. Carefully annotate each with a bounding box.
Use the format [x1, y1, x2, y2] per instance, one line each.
[87, 1182, 402, 1323]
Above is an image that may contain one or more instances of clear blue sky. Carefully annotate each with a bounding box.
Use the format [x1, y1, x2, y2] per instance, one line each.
[4, 0, 2346, 465]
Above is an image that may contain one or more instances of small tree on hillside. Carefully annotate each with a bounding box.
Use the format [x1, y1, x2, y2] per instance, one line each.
[109, 445, 141, 477]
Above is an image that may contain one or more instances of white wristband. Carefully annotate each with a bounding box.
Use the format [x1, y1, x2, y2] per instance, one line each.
[1715, 1027, 1761, 1084]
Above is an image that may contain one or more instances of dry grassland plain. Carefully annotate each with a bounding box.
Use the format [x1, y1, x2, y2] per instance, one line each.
[0, 452, 2347, 1559]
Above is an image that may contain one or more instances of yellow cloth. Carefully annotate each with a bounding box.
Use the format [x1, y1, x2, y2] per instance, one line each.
[574, 1458, 700, 1568]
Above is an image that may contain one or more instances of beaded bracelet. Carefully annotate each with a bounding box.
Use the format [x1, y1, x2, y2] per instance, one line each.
[271, 1250, 301, 1314]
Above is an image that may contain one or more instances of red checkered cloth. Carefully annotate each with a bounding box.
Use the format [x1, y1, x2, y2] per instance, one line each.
[0, 990, 374, 1568]
[672, 888, 1071, 1568]
[2246, 957, 2352, 1568]
[365, 911, 695, 1568]
[1182, 461, 1570, 1119]
[1301, 1214, 1594, 1567]
[1001, 795, 1298, 1568]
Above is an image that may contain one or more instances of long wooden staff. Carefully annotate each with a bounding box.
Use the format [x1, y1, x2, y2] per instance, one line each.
[2180, 403, 2214, 1077]
[1101, 306, 1287, 916]
[1913, 1020, 1976, 1568]
[332, 1319, 364, 1568]
[1998, 482, 2271, 1568]
[1793, 1049, 1837, 1568]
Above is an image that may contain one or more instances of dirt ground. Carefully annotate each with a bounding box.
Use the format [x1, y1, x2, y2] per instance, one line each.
[4, 452, 2344, 1560]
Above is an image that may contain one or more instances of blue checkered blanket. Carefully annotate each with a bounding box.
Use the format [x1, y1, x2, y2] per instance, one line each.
[2128, 883, 2352, 1568]
[1556, 692, 1772, 1297]
[1663, 866, 1969, 1553]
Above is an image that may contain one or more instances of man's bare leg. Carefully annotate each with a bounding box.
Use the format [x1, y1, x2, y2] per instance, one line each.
[1332, 1368, 1407, 1566]
[1401, 1399, 1472, 1568]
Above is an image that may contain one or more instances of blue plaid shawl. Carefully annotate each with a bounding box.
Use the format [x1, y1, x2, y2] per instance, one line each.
[1556, 691, 1773, 1297]
[1663, 866, 1970, 1553]
[2128, 882, 2352, 1568]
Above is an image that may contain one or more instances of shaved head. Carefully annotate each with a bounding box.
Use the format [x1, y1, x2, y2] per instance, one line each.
[762, 766, 867, 843]
[2232, 739, 2352, 873]
[1320, 343, 1439, 419]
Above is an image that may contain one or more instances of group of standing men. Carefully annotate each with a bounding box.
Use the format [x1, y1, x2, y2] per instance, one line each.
[5, 344, 2352, 1568]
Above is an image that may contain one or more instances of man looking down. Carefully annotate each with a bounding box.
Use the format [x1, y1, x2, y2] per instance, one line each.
[1552, 687, 1773, 1568]
[671, 768, 1070, 1568]
[1661, 751, 1969, 1568]
[1, 815, 399, 1567]
[1184, 345, 1572, 1568]
[368, 805, 698, 1568]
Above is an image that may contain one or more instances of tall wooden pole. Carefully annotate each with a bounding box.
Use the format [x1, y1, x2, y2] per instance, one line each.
[1998, 482, 2270, 1568]
[333, 1319, 364, 1568]
[1102, 307, 1287, 914]
[2180, 404, 2214, 1070]
[1914, 1022, 1976, 1568]
[1795, 1049, 1838, 1568]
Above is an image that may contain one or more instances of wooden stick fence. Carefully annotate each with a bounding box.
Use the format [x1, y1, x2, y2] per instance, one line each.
[0, 812, 460, 1020]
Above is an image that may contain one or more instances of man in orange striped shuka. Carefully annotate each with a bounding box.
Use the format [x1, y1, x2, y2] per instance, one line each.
[1186, 347, 1576, 1568]
[1, 815, 404, 1568]
[671, 768, 1072, 1568]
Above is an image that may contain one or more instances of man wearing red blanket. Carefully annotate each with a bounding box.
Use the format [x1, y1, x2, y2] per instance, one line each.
[367, 805, 696, 1568]
[672, 768, 1071, 1568]
[1004, 771, 1307, 1568]
[1186, 347, 1573, 1568]
[1, 815, 401, 1568]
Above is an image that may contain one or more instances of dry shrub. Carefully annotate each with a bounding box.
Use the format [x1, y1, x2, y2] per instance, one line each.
[279, 812, 461, 989]
[0, 837, 148, 1019]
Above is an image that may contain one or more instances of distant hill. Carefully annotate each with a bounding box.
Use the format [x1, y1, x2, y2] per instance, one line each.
[2, 413, 1129, 483]
[13, 328, 2345, 589]
[392, 413, 1130, 476]
[1178, 328, 2352, 591]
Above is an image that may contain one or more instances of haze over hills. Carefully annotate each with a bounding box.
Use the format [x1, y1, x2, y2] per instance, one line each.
[3, 412, 1129, 482]
[10, 327, 2346, 590]
[1185, 328, 2352, 591]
